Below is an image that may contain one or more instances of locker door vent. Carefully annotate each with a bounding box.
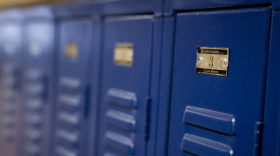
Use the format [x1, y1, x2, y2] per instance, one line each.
[181, 106, 234, 155]
[1, 64, 19, 142]
[55, 76, 83, 156]
[104, 88, 137, 155]
[23, 68, 46, 155]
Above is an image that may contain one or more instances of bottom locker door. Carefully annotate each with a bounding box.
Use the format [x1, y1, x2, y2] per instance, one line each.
[168, 7, 271, 156]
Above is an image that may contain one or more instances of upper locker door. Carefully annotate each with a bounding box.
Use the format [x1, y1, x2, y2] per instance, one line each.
[54, 20, 91, 156]
[168, 8, 271, 156]
[98, 16, 153, 156]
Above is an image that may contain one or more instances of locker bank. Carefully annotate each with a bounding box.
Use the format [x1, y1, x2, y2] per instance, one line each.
[0, 0, 279, 156]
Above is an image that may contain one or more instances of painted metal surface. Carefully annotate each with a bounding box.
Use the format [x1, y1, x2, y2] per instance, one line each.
[0, 9, 23, 156]
[54, 19, 92, 156]
[20, 6, 55, 156]
[96, 15, 163, 156]
[168, 7, 271, 156]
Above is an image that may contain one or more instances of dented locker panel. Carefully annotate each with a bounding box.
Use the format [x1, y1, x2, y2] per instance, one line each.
[97, 16, 154, 156]
[168, 8, 271, 156]
[21, 19, 54, 156]
[54, 20, 92, 156]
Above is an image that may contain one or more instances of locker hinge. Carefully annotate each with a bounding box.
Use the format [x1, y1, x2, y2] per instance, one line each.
[253, 121, 263, 156]
[144, 97, 151, 141]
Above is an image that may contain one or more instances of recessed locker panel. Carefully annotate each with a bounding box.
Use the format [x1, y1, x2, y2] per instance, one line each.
[0, 15, 22, 156]
[168, 8, 270, 156]
[21, 20, 54, 156]
[97, 16, 153, 156]
[54, 20, 92, 156]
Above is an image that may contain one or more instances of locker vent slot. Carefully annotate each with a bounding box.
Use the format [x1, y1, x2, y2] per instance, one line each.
[26, 98, 43, 111]
[25, 69, 43, 81]
[22, 68, 45, 154]
[1, 65, 19, 142]
[56, 146, 77, 156]
[56, 76, 83, 155]
[59, 94, 81, 108]
[24, 143, 40, 155]
[60, 77, 81, 91]
[58, 111, 80, 126]
[105, 130, 134, 155]
[25, 113, 42, 126]
[25, 128, 41, 141]
[105, 88, 137, 155]
[183, 106, 236, 135]
[181, 134, 233, 156]
[56, 129, 79, 145]
[106, 109, 136, 131]
[107, 88, 137, 108]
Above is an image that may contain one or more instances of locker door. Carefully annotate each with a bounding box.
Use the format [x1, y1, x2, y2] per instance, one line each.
[21, 21, 54, 156]
[168, 8, 271, 156]
[97, 16, 153, 156]
[0, 21, 22, 156]
[54, 20, 91, 156]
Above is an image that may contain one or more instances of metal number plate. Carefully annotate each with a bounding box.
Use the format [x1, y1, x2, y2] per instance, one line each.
[65, 43, 78, 59]
[114, 43, 133, 66]
[196, 47, 229, 77]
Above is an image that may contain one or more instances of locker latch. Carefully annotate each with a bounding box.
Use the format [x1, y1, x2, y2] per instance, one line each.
[144, 97, 151, 141]
[253, 121, 263, 156]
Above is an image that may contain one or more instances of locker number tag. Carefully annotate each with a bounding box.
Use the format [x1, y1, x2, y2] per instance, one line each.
[65, 43, 78, 59]
[196, 47, 229, 77]
[30, 42, 41, 56]
[114, 43, 133, 66]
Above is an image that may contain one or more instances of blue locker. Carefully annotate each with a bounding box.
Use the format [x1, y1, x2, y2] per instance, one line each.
[0, 10, 23, 156]
[262, 10, 280, 156]
[167, 7, 271, 156]
[54, 19, 92, 156]
[20, 6, 55, 156]
[96, 15, 162, 156]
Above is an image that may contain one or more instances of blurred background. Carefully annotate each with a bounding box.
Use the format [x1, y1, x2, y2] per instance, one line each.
[0, 0, 78, 9]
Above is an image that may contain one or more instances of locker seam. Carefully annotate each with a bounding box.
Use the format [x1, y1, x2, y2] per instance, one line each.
[174, 3, 271, 14]
[94, 18, 105, 156]
[165, 15, 177, 156]
[262, 10, 273, 123]
[152, 17, 164, 156]
[145, 16, 156, 156]
[259, 8, 273, 156]
[262, 10, 280, 156]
